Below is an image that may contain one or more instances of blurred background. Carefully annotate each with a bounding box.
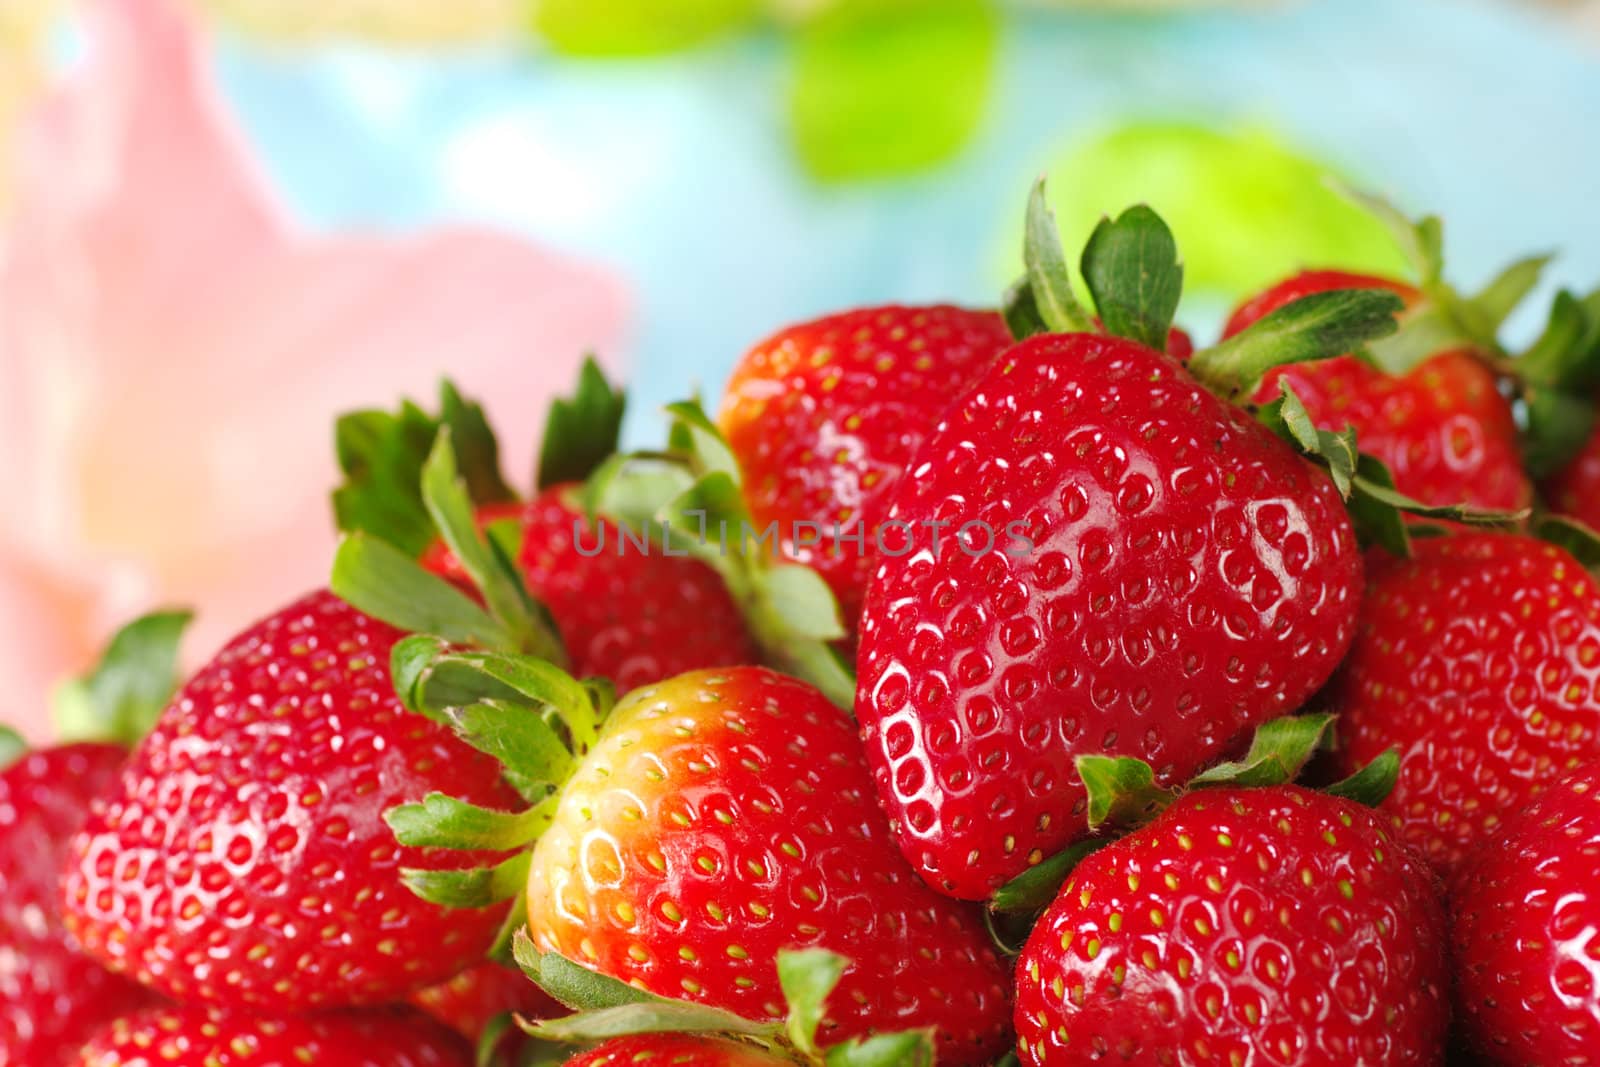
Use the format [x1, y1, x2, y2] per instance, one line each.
[3, 0, 1598, 739]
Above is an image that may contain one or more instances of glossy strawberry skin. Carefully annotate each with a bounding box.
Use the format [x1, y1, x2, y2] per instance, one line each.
[1330, 534, 1600, 878]
[72, 1004, 472, 1067]
[421, 489, 758, 691]
[856, 332, 1364, 900]
[1, 744, 149, 1067]
[565, 1035, 791, 1067]
[1228, 269, 1531, 513]
[408, 962, 556, 1045]
[62, 591, 526, 1010]
[717, 306, 1016, 635]
[1452, 764, 1600, 1065]
[526, 667, 1011, 1065]
[1014, 786, 1450, 1067]
[1544, 421, 1600, 532]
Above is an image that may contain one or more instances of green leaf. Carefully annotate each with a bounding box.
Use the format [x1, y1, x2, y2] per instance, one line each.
[439, 381, 517, 508]
[474, 1015, 516, 1067]
[664, 401, 742, 483]
[423, 431, 565, 664]
[523, 1001, 774, 1045]
[416, 652, 601, 755]
[401, 850, 531, 909]
[1344, 454, 1413, 558]
[0, 726, 26, 771]
[1257, 380, 1357, 498]
[1523, 387, 1599, 481]
[1076, 755, 1174, 833]
[1002, 276, 1047, 341]
[825, 1030, 937, 1067]
[332, 533, 511, 649]
[791, 0, 997, 182]
[1535, 515, 1600, 569]
[332, 402, 441, 556]
[514, 936, 657, 1011]
[765, 565, 847, 643]
[1324, 749, 1400, 808]
[538, 356, 626, 490]
[1518, 290, 1600, 391]
[1328, 180, 1444, 287]
[1023, 178, 1096, 335]
[386, 792, 553, 851]
[989, 837, 1110, 914]
[532, 0, 757, 57]
[992, 1054, 1021, 1067]
[1189, 289, 1404, 401]
[1363, 303, 1474, 377]
[1189, 713, 1334, 789]
[1460, 254, 1552, 340]
[1348, 460, 1527, 527]
[777, 948, 848, 1055]
[331, 383, 513, 556]
[391, 634, 452, 719]
[446, 700, 575, 797]
[1079, 204, 1183, 351]
[51, 610, 192, 746]
[581, 455, 696, 530]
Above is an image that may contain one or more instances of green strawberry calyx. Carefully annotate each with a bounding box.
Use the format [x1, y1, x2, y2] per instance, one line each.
[1514, 286, 1600, 479]
[511, 934, 935, 1067]
[579, 400, 857, 710]
[0, 726, 25, 771]
[988, 712, 1400, 917]
[50, 609, 193, 748]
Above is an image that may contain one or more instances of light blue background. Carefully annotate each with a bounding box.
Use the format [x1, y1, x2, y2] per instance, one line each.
[207, 0, 1600, 444]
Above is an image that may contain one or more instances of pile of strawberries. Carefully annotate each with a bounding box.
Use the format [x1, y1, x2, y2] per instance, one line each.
[6, 183, 1600, 1067]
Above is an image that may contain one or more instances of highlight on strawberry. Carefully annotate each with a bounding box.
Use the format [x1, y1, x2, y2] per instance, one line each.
[9, 175, 1600, 1066]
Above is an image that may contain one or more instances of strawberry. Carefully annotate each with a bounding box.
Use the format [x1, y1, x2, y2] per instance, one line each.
[2, 611, 189, 1067]
[522, 666, 1010, 1064]
[1, 744, 149, 1067]
[717, 306, 1194, 641]
[72, 1005, 472, 1067]
[408, 961, 557, 1045]
[1328, 532, 1600, 878]
[716, 305, 1016, 636]
[1224, 269, 1532, 513]
[852, 190, 1412, 900]
[419, 490, 758, 691]
[1545, 425, 1600, 531]
[336, 366, 757, 693]
[1013, 785, 1450, 1066]
[1451, 763, 1600, 1065]
[61, 589, 527, 1010]
[565, 1035, 791, 1066]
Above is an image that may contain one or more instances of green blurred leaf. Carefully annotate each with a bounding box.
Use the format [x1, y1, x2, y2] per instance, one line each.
[1036, 124, 1409, 297]
[989, 837, 1109, 914]
[52, 610, 192, 746]
[538, 356, 626, 490]
[1189, 713, 1334, 790]
[778, 949, 848, 1054]
[0, 727, 25, 771]
[792, 0, 997, 182]
[532, 0, 759, 56]
[1324, 750, 1400, 808]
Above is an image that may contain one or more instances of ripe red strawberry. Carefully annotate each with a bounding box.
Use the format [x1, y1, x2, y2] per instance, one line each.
[73, 1005, 471, 1066]
[1545, 423, 1600, 532]
[524, 666, 1011, 1065]
[718, 305, 1195, 639]
[717, 306, 1015, 636]
[1, 744, 149, 1067]
[1014, 786, 1450, 1066]
[1329, 532, 1600, 878]
[61, 590, 527, 1010]
[856, 330, 1365, 899]
[565, 1035, 790, 1066]
[1226, 269, 1532, 512]
[420, 490, 758, 691]
[408, 962, 556, 1044]
[1452, 763, 1600, 1065]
